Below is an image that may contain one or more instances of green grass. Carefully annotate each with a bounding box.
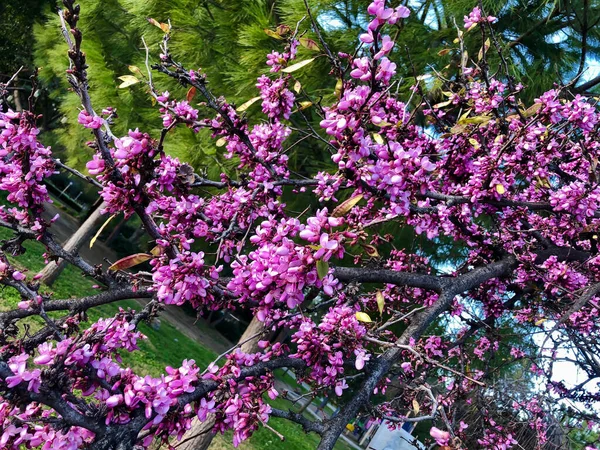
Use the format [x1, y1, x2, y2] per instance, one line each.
[0, 225, 353, 450]
[0, 226, 217, 376]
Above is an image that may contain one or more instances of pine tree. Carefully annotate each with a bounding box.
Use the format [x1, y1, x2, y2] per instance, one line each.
[34, 0, 600, 172]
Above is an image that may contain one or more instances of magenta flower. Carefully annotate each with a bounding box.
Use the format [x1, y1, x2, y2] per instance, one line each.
[77, 110, 103, 129]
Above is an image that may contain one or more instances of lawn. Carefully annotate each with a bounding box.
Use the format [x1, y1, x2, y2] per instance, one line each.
[0, 226, 353, 450]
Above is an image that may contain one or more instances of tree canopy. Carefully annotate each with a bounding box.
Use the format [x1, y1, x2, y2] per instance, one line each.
[0, 1, 600, 450]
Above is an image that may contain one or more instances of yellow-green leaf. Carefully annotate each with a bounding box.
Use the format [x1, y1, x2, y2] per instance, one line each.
[412, 399, 420, 414]
[316, 259, 329, 280]
[373, 120, 392, 127]
[461, 49, 469, 68]
[90, 214, 115, 249]
[298, 101, 312, 111]
[215, 137, 227, 147]
[118, 75, 140, 89]
[523, 102, 542, 118]
[150, 246, 164, 256]
[298, 37, 320, 51]
[437, 48, 452, 56]
[332, 194, 363, 217]
[276, 25, 291, 36]
[433, 99, 452, 109]
[236, 96, 261, 112]
[468, 138, 480, 149]
[281, 58, 316, 73]
[459, 115, 492, 126]
[355, 312, 372, 323]
[264, 28, 284, 40]
[372, 133, 384, 145]
[363, 244, 380, 258]
[376, 291, 385, 315]
[335, 78, 343, 97]
[293, 80, 302, 93]
[495, 184, 506, 195]
[128, 65, 142, 76]
[109, 253, 152, 271]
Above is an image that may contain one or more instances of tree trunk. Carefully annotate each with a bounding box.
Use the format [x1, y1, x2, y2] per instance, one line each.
[176, 318, 266, 450]
[39, 201, 107, 286]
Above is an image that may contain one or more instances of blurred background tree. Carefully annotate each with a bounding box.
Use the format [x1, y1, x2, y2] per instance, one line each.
[30, 0, 600, 169]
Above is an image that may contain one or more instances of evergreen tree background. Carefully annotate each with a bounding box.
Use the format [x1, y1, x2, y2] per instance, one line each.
[29, 0, 600, 174]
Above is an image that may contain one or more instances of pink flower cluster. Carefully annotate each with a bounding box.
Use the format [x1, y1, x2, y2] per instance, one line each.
[266, 39, 298, 73]
[151, 251, 221, 309]
[463, 6, 497, 30]
[0, 110, 55, 228]
[77, 110, 103, 129]
[289, 306, 369, 395]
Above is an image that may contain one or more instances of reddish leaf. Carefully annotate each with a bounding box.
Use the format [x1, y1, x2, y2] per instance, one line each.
[109, 253, 152, 271]
[186, 87, 197, 103]
[299, 37, 320, 51]
[332, 194, 363, 217]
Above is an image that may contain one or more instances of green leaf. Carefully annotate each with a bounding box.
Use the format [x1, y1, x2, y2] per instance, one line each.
[316, 259, 329, 280]
[355, 312, 372, 323]
[281, 58, 316, 73]
[90, 214, 115, 249]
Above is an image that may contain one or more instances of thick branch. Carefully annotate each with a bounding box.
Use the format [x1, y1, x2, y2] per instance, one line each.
[0, 287, 151, 326]
[270, 408, 325, 435]
[333, 266, 445, 292]
[317, 256, 518, 450]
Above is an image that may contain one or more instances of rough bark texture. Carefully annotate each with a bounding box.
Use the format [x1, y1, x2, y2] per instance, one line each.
[177, 317, 266, 450]
[39, 201, 106, 286]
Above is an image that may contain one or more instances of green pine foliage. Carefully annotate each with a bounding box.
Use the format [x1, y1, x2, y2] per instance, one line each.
[33, 0, 600, 173]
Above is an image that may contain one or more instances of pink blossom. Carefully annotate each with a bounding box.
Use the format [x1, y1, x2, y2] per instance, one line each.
[430, 427, 450, 445]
